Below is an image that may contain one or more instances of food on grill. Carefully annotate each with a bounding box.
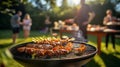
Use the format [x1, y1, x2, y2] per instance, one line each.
[17, 38, 86, 58]
[17, 47, 26, 52]
[74, 44, 86, 55]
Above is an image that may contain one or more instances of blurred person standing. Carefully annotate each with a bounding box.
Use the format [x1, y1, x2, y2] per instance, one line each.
[10, 11, 22, 44]
[74, 0, 95, 42]
[103, 9, 116, 49]
[103, 9, 116, 25]
[22, 13, 32, 38]
[44, 15, 51, 33]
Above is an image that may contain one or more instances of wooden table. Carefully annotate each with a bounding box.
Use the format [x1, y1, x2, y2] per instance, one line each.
[59, 29, 120, 54]
[87, 31, 106, 54]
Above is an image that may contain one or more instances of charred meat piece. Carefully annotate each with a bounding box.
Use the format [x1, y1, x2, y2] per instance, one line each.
[17, 38, 87, 57]
[17, 47, 26, 52]
[25, 47, 35, 54]
[43, 44, 53, 49]
[35, 49, 46, 56]
[74, 44, 86, 55]
[37, 45, 44, 49]
[59, 49, 68, 55]
[45, 50, 55, 56]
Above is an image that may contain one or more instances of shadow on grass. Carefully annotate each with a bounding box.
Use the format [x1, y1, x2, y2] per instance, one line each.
[0, 43, 12, 49]
[114, 51, 120, 55]
[0, 39, 27, 49]
[116, 38, 120, 46]
[86, 59, 100, 67]
[0, 30, 51, 39]
[88, 34, 120, 49]
[100, 52, 120, 67]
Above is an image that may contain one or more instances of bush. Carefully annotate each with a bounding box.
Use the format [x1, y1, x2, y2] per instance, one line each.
[0, 13, 11, 30]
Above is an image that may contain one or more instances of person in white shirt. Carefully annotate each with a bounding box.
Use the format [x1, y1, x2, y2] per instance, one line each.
[22, 13, 32, 38]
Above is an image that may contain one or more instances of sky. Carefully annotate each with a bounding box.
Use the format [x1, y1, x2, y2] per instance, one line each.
[56, 0, 62, 6]
[28, 0, 81, 7]
[56, 0, 80, 6]
[67, 0, 80, 6]
[28, 0, 96, 7]
[57, 0, 93, 6]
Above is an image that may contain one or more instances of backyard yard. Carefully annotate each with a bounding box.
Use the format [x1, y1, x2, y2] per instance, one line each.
[1, 0, 120, 67]
[0, 30, 120, 67]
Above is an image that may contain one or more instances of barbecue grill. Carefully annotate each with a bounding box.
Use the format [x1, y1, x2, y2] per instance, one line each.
[9, 42, 97, 67]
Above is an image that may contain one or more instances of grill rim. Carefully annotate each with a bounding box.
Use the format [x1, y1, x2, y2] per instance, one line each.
[9, 42, 97, 61]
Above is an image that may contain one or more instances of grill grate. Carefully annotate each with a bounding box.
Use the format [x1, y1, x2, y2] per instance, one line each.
[10, 42, 96, 60]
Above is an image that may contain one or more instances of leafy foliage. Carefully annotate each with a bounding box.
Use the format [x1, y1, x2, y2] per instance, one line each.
[0, 0, 120, 29]
[0, 0, 27, 14]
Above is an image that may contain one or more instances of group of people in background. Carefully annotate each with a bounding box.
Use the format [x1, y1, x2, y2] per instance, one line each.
[10, 0, 117, 50]
[10, 0, 95, 44]
[68, 0, 116, 50]
[73, 0, 117, 49]
[10, 11, 32, 44]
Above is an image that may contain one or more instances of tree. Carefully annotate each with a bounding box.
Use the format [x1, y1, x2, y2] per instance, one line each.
[30, 0, 57, 11]
[0, 0, 27, 29]
[0, 0, 27, 15]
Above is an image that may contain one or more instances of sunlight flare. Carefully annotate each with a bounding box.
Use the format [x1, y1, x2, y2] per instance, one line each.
[72, 0, 80, 5]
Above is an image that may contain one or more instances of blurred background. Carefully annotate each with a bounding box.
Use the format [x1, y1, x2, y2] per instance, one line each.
[0, 0, 120, 67]
[0, 0, 120, 30]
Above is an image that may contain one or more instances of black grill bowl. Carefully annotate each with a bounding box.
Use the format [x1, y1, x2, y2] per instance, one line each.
[9, 42, 97, 67]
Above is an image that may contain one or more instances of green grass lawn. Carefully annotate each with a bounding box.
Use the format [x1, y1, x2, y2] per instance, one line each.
[0, 30, 120, 67]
